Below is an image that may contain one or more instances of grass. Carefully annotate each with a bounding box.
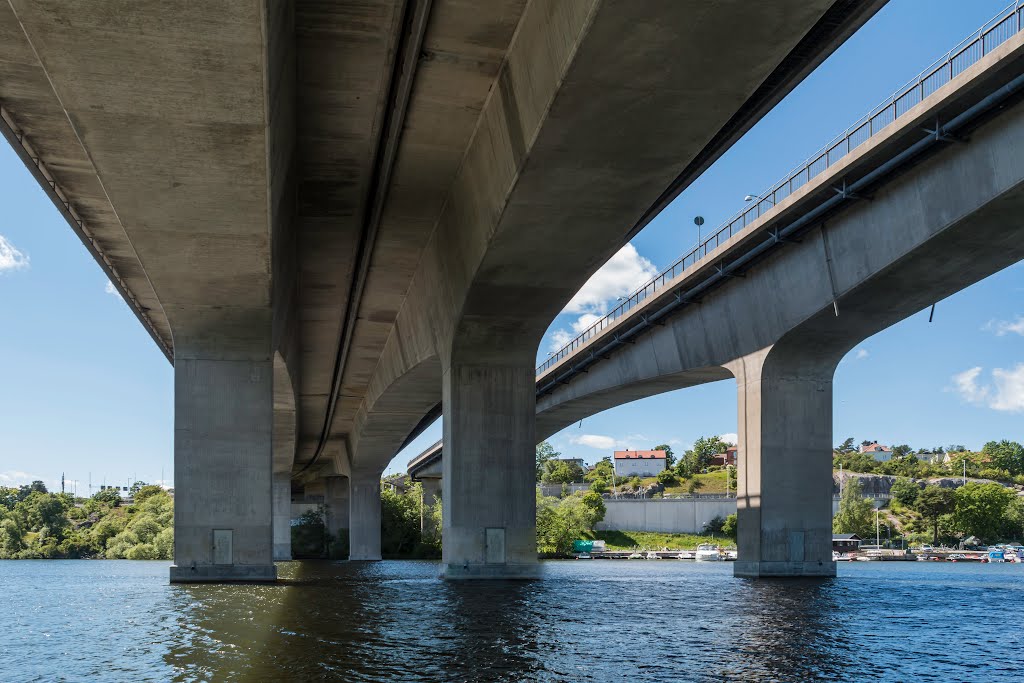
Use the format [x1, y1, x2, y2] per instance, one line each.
[662, 469, 731, 495]
[583, 529, 734, 550]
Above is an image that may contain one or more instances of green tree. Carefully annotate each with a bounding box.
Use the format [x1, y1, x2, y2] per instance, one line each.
[952, 482, 1014, 543]
[129, 481, 150, 496]
[981, 440, 1024, 476]
[686, 478, 704, 494]
[890, 477, 921, 507]
[835, 437, 857, 454]
[0, 486, 18, 510]
[653, 444, 675, 470]
[542, 460, 583, 485]
[535, 441, 560, 482]
[915, 485, 956, 545]
[891, 444, 914, 459]
[580, 491, 606, 526]
[833, 478, 874, 538]
[656, 469, 677, 486]
[92, 488, 122, 507]
[722, 513, 738, 540]
[677, 435, 729, 477]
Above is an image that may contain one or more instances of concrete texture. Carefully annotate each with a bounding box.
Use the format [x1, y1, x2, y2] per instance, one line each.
[170, 358, 276, 583]
[596, 499, 737, 535]
[324, 476, 350, 539]
[0, 1, 881, 579]
[349, 471, 382, 561]
[272, 471, 292, 561]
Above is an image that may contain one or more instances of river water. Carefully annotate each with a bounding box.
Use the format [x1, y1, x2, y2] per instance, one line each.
[0, 560, 1021, 682]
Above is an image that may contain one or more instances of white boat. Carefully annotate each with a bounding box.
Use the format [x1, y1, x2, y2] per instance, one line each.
[675, 551, 694, 560]
[627, 551, 644, 560]
[645, 551, 661, 560]
[694, 544, 722, 561]
[576, 552, 592, 560]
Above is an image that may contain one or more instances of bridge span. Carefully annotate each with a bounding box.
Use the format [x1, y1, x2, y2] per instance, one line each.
[411, 7, 1024, 577]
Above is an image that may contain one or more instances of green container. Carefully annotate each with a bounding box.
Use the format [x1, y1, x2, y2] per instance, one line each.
[573, 540, 594, 552]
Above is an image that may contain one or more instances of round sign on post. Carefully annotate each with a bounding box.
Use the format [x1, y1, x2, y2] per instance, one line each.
[693, 216, 704, 251]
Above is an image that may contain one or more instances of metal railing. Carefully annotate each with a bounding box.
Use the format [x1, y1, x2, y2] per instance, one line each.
[537, 1, 1024, 377]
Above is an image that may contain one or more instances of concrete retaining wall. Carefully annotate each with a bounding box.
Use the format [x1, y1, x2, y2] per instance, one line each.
[596, 497, 856, 532]
[596, 499, 737, 534]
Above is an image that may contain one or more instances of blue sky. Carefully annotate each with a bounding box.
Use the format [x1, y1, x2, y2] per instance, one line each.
[1, 0, 1021, 489]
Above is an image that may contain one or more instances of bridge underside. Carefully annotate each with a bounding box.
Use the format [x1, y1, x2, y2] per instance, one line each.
[0, 1, 886, 580]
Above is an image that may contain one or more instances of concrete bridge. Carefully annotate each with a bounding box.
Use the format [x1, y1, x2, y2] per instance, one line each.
[1, 0, 884, 581]
[410, 7, 1024, 578]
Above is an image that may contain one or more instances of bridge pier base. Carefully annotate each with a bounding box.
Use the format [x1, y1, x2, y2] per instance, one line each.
[272, 470, 292, 561]
[325, 475, 350, 558]
[442, 362, 539, 580]
[729, 348, 837, 579]
[170, 357, 277, 583]
[349, 470, 382, 561]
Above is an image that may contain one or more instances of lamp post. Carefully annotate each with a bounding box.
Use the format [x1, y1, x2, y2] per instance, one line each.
[876, 505, 881, 549]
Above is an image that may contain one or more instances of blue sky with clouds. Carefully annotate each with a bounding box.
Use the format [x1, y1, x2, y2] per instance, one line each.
[1, 0, 1021, 488]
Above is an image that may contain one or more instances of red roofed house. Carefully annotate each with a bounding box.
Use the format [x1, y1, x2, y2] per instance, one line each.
[859, 442, 893, 462]
[613, 450, 667, 478]
[709, 447, 738, 467]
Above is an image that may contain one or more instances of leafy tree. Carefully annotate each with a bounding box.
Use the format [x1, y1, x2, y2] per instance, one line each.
[291, 507, 328, 558]
[833, 478, 875, 538]
[835, 438, 857, 454]
[535, 441, 560, 481]
[92, 488, 122, 507]
[946, 445, 967, 454]
[129, 481, 150, 495]
[580, 491, 607, 528]
[915, 485, 956, 545]
[703, 516, 726, 535]
[542, 460, 584, 485]
[686, 478, 704, 494]
[17, 480, 47, 502]
[0, 487, 18, 510]
[981, 440, 1024, 476]
[381, 483, 421, 557]
[653, 444, 675, 469]
[656, 469, 677, 486]
[891, 444, 914, 459]
[952, 482, 1014, 543]
[890, 477, 921, 507]
[536, 491, 606, 555]
[1003, 497, 1024, 541]
[722, 513, 738, 540]
[677, 435, 729, 477]
[132, 485, 164, 503]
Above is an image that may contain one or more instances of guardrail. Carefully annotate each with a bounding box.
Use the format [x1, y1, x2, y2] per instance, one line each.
[536, 1, 1024, 377]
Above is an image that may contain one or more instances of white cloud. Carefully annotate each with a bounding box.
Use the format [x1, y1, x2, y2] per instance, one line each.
[548, 244, 658, 352]
[719, 433, 738, 446]
[571, 434, 618, 450]
[105, 280, 116, 294]
[0, 470, 40, 486]
[951, 366, 989, 404]
[563, 244, 658, 314]
[985, 316, 1024, 337]
[855, 349, 869, 360]
[950, 365, 1024, 412]
[990, 364, 1024, 412]
[0, 234, 29, 272]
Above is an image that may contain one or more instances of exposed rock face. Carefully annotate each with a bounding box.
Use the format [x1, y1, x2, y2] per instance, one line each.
[832, 471, 1021, 497]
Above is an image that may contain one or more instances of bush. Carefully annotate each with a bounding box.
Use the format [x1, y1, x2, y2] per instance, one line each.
[703, 516, 726, 535]
[890, 477, 921, 507]
[722, 513, 737, 540]
[656, 470, 678, 486]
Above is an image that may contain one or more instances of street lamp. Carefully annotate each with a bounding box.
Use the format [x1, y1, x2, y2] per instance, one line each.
[744, 193, 775, 206]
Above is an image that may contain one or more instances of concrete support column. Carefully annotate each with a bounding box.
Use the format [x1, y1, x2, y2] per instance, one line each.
[325, 476, 350, 538]
[170, 358, 276, 582]
[420, 477, 441, 538]
[272, 471, 292, 561]
[348, 470, 381, 561]
[729, 347, 837, 578]
[442, 362, 538, 579]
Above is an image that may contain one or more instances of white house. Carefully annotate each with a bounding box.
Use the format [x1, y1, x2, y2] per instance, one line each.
[859, 442, 893, 462]
[613, 450, 667, 478]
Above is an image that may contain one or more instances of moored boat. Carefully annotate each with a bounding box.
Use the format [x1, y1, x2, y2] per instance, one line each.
[694, 544, 722, 561]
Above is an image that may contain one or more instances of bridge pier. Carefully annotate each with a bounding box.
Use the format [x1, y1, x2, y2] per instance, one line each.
[420, 477, 441, 539]
[324, 475, 350, 557]
[272, 470, 292, 561]
[170, 357, 277, 583]
[442, 362, 539, 579]
[349, 470, 382, 561]
[729, 347, 837, 579]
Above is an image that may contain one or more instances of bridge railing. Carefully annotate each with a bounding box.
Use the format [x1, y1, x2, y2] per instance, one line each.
[537, 1, 1024, 377]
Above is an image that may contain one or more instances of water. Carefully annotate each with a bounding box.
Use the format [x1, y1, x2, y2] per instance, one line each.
[0, 560, 1021, 682]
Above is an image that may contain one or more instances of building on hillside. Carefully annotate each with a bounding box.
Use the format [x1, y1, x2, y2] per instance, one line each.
[613, 450, 666, 478]
[709, 447, 738, 467]
[860, 442, 893, 461]
[832, 534, 862, 554]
